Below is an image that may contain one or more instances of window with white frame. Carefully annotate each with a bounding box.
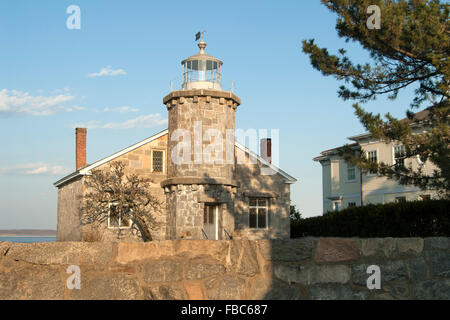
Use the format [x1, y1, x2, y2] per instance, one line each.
[395, 196, 406, 203]
[348, 202, 357, 208]
[108, 203, 132, 229]
[393, 145, 405, 170]
[419, 194, 431, 201]
[332, 201, 341, 212]
[249, 198, 268, 229]
[367, 150, 378, 174]
[151, 150, 164, 173]
[347, 163, 356, 181]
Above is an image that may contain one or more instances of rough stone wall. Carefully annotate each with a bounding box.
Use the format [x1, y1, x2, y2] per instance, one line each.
[57, 129, 293, 242]
[234, 148, 291, 240]
[1, 238, 448, 300]
[57, 177, 83, 241]
[162, 92, 239, 240]
[165, 94, 238, 181]
[90, 134, 168, 242]
[164, 184, 237, 240]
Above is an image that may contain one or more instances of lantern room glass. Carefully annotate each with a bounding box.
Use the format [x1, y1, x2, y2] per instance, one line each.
[182, 58, 222, 89]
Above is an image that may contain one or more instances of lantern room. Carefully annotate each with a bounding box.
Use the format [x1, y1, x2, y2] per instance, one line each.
[181, 40, 222, 90]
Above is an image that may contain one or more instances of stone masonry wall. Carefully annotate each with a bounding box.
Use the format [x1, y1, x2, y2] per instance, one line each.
[57, 177, 83, 241]
[164, 184, 237, 240]
[234, 147, 291, 240]
[0, 238, 449, 300]
[165, 93, 238, 181]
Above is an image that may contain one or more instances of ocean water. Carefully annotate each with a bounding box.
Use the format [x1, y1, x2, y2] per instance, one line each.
[0, 237, 56, 243]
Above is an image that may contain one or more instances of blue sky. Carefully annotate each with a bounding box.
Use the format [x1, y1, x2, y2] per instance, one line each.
[0, 0, 416, 229]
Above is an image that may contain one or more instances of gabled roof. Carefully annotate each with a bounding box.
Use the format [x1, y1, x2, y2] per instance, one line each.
[315, 109, 433, 161]
[54, 129, 297, 187]
[347, 109, 431, 141]
[313, 143, 360, 162]
[235, 142, 297, 183]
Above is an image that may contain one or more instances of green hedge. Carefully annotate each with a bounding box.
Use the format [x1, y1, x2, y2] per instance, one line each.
[291, 200, 450, 238]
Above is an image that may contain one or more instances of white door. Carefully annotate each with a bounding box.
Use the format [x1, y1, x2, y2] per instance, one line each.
[203, 204, 218, 240]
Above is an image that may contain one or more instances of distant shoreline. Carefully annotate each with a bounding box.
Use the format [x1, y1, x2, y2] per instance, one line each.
[0, 235, 56, 238]
[0, 230, 56, 237]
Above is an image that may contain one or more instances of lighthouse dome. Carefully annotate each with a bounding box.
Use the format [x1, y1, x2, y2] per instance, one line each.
[181, 40, 222, 90]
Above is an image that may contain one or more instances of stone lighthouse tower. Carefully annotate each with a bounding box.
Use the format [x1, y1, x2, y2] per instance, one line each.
[162, 38, 241, 240]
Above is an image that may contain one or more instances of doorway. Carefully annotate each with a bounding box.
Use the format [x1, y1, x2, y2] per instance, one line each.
[203, 204, 219, 240]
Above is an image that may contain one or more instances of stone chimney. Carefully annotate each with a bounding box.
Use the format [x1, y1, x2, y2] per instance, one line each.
[260, 138, 272, 164]
[76, 128, 87, 170]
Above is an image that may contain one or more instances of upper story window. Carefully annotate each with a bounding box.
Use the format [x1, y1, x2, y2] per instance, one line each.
[152, 150, 164, 173]
[108, 203, 132, 229]
[249, 198, 268, 229]
[393, 145, 406, 169]
[347, 163, 356, 182]
[366, 150, 378, 175]
[333, 201, 341, 212]
[348, 202, 357, 208]
[395, 196, 406, 203]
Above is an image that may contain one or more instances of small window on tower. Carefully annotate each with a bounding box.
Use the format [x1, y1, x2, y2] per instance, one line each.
[152, 150, 164, 173]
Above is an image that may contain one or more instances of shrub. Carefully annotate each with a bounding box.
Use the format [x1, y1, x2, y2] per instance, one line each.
[291, 200, 450, 238]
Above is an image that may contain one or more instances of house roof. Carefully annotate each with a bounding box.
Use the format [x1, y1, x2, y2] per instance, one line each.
[234, 141, 297, 183]
[54, 129, 297, 187]
[347, 109, 431, 141]
[314, 109, 432, 161]
[313, 143, 360, 162]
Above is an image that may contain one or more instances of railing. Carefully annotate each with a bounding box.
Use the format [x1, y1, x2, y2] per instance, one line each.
[202, 229, 208, 239]
[224, 229, 233, 240]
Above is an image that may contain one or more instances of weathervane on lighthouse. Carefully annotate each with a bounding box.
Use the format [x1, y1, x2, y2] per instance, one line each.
[195, 30, 206, 42]
[181, 31, 222, 90]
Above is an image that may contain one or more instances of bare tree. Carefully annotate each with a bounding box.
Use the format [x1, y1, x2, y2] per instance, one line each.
[80, 161, 161, 242]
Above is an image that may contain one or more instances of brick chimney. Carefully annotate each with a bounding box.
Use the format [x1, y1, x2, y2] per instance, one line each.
[260, 138, 272, 164]
[75, 128, 87, 170]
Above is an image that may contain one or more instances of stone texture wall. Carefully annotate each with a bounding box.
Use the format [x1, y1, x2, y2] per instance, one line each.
[1, 238, 448, 300]
[91, 134, 168, 242]
[57, 177, 83, 241]
[234, 147, 291, 240]
[164, 184, 237, 240]
[57, 134, 169, 243]
[164, 91, 240, 182]
[162, 91, 240, 240]
[57, 126, 293, 242]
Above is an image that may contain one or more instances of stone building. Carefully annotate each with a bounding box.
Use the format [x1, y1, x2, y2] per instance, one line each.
[54, 40, 296, 242]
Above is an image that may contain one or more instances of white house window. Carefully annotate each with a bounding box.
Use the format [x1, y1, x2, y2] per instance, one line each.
[108, 203, 132, 229]
[395, 197, 406, 203]
[393, 145, 405, 169]
[332, 201, 341, 212]
[348, 202, 357, 208]
[152, 150, 164, 173]
[367, 150, 378, 174]
[347, 164, 356, 182]
[249, 198, 268, 229]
